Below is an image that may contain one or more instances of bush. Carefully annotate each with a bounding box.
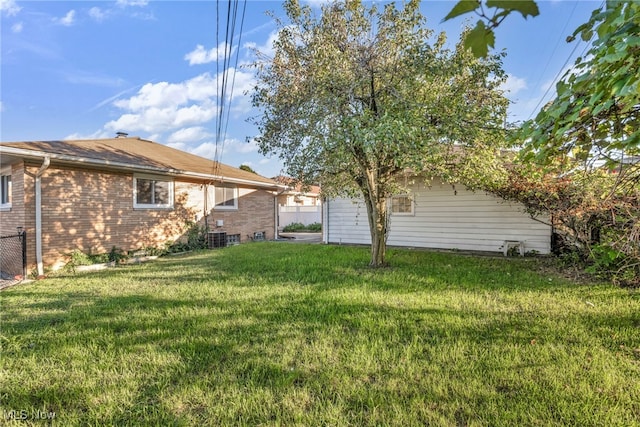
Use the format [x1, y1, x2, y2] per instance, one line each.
[488, 165, 639, 287]
[167, 222, 208, 253]
[282, 222, 306, 232]
[282, 222, 322, 232]
[65, 246, 127, 272]
[108, 246, 126, 263]
[307, 222, 322, 232]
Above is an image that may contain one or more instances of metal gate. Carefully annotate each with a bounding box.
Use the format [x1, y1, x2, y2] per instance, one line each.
[0, 231, 27, 284]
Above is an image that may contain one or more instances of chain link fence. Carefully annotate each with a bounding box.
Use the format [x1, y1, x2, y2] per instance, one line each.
[0, 231, 27, 288]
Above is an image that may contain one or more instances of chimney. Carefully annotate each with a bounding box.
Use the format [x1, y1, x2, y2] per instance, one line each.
[115, 132, 128, 138]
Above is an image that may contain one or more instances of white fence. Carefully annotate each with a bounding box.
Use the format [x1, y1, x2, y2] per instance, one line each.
[279, 205, 322, 228]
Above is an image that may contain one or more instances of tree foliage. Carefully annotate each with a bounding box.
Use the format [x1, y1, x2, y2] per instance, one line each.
[239, 164, 258, 174]
[488, 164, 639, 286]
[519, 0, 639, 169]
[443, 0, 539, 57]
[250, 0, 510, 267]
[484, 1, 640, 285]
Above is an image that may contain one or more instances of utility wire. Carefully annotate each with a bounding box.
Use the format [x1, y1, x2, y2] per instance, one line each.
[526, 1, 578, 111]
[220, 0, 247, 166]
[211, 0, 247, 177]
[526, 1, 604, 120]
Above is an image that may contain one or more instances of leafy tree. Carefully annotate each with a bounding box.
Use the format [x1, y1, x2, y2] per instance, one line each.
[481, 1, 639, 285]
[239, 164, 258, 174]
[519, 1, 639, 284]
[443, 0, 539, 57]
[519, 0, 639, 171]
[251, 0, 510, 267]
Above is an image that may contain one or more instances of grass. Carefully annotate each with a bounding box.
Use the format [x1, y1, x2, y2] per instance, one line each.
[1, 243, 639, 426]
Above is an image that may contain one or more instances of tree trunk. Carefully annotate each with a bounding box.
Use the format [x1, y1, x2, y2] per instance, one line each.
[361, 173, 389, 268]
[369, 204, 388, 267]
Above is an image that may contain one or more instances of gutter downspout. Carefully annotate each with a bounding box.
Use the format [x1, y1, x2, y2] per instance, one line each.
[322, 196, 328, 244]
[274, 195, 278, 240]
[35, 157, 50, 277]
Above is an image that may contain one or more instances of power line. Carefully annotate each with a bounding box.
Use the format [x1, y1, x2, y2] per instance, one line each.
[526, 1, 578, 111]
[526, 1, 604, 121]
[212, 0, 247, 177]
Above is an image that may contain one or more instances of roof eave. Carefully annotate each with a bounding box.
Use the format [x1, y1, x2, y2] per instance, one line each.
[0, 145, 283, 190]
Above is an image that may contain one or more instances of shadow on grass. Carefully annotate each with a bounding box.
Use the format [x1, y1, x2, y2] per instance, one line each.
[2, 243, 638, 425]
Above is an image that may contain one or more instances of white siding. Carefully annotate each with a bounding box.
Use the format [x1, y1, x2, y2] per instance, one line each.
[326, 179, 551, 254]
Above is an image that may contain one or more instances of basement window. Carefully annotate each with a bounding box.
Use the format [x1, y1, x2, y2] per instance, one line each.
[134, 175, 173, 209]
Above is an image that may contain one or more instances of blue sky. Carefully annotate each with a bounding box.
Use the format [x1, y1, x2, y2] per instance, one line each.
[1, 0, 599, 178]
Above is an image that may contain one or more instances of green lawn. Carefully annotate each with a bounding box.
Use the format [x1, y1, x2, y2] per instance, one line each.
[1, 243, 639, 426]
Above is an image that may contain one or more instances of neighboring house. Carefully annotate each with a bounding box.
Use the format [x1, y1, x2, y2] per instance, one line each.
[273, 176, 322, 229]
[0, 136, 284, 274]
[323, 177, 551, 255]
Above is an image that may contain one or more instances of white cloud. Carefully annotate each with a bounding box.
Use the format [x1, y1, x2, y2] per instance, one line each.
[105, 102, 218, 133]
[104, 69, 254, 139]
[116, 0, 149, 7]
[11, 21, 22, 33]
[244, 29, 280, 60]
[176, 137, 256, 162]
[303, 0, 332, 8]
[62, 70, 125, 87]
[224, 137, 258, 154]
[89, 7, 108, 22]
[185, 43, 236, 65]
[167, 126, 213, 144]
[0, 0, 21, 16]
[228, 70, 256, 115]
[114, 73, 218, 112]
[65, 129, 111, 140]
[175, 103, 219, 127]
[166, 141, 187, 151]
[190, 141, 219, 160]
[501, 74, 527, 96]
[54, 10, 76, 27]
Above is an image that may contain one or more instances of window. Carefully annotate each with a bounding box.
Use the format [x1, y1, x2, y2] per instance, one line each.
[391, 195, 413, 215]
[215, 185, 238, 210]
[0, 171, 11, 209]
[133, 176, 173, 208]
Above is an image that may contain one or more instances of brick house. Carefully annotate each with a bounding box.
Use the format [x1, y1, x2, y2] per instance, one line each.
[0, 136, 284, 274]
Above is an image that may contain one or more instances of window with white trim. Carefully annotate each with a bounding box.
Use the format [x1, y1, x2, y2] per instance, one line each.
[214, 185, 238, 210]
[133, 176, 173, 209]
[0, 170, 11, 209]
[390, 195, 413, 215]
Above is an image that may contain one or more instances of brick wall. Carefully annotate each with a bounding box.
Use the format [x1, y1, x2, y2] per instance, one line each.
[38, 166, 205, 269]
[1, 162, 276, 271]
[0, 162, 26, 236]
[207, 187, 276, 243]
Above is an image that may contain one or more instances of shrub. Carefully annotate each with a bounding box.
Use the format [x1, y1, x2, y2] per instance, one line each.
[282, 222, 306, 232]
[307, 222, 322, 232]
[108, 246, 126, 263]
[282, 222, 322, 232]
[166, 222, 208, 253]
